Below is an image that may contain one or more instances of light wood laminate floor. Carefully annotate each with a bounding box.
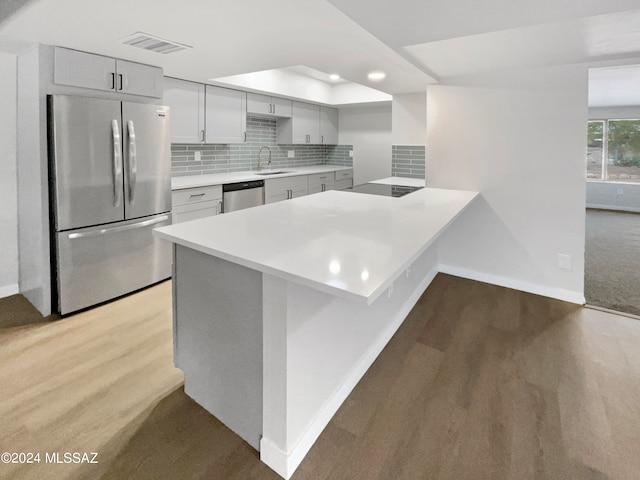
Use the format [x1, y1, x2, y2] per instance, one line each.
[1, 274, 639, 480]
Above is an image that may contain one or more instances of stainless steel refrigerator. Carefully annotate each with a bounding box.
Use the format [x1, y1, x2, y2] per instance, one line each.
[48, 95, 172, 315]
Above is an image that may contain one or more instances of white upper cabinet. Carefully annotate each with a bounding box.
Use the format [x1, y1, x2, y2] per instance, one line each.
[320, 106, 339, 145]
[205, 85, 247, 144]
[54, 48, 115, 91]
[115, 59, 163, 98]
[247, 93, 292, 118]
[163, 77, 205, 144]
[53, 47, 163, 98]
[277, 101, 320, 144]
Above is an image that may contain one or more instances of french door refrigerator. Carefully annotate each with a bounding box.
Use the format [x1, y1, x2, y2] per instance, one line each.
[48, 95, 172, 315]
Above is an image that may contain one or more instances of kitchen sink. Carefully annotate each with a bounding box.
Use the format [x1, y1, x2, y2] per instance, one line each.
[255, 170, 291, 175]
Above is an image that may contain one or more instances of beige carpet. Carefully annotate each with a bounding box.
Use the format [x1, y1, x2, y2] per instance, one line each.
[585, 208, 640, 316]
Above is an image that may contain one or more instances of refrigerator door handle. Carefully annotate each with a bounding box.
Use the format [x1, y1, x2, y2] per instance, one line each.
[67, 215, 169, 239]
[127, 120, 137, 204]
[112, 119, 123, 207]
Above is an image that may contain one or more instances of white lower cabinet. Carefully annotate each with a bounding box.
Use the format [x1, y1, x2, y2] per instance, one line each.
[335, 169, 354, 190]
[172, 185, 222, 223]
[335, 178, 353, 190]
[265, 175, 309, 204]
[308, 172, 336, 194]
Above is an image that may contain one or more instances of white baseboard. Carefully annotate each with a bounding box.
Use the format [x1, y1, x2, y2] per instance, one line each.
[260, 266, 438, 479]
[0, 283, 19, 299]
[438, 264, 585, 305]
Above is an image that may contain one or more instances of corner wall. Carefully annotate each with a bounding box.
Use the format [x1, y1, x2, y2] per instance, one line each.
[428, 65, 588, 303]
[338, 103, 392, 185]
[0, 51, 19, 298]
[392, 92, 426, 179]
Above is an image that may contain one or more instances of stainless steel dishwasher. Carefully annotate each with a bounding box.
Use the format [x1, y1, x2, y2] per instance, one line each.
[222, 180, 265, 213]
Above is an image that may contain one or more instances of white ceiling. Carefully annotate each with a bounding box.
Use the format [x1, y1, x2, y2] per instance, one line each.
[589, 65, 640, 107]
[2, 0, 640, 106]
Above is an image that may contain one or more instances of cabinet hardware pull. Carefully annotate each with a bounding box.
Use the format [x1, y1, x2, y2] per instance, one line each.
[244, 132, 247, 142]
[110, 72, 116, 90]
[321, 135, 324, 144]
[189, 193, 206, 199]
[118, 74, 124, 91]
[200, 130, 205, 143]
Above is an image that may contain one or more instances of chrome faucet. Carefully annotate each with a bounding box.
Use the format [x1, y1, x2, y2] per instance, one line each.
[257, 146, 272, 172]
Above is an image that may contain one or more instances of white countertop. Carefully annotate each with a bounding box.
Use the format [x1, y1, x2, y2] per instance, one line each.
[171, 165, 353, 190]
[369, 176, 425, 187]
[155, 178, 478, 304]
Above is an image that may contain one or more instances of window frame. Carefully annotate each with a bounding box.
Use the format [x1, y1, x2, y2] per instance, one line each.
[587, 117, 640, 184]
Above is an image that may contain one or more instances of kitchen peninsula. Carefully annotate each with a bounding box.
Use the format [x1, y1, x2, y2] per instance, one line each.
[153, 179, 478, 479]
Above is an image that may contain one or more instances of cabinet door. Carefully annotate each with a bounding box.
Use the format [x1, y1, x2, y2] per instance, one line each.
[272, 96, 292, 118]
[163, 78, 205, 143]
[265, 189, 289, 204]
[291, 183, 308, 199]
[335, 178, 353, 190]
[247, 93, 272, 116]
[320, 107, 339, 145]
[116, 60, 163, 98]
[291, 101, 320, 144]
[205, 86, 247, 144]
[54, 47, 116, 92]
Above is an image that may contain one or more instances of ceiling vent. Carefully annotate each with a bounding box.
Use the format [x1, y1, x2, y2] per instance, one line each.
[121, 32, 191, 54]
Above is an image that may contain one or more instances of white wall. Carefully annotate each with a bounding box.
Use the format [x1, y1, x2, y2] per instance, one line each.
[0, 51, 19, 298]
[338, 103, 392, 185]
[586, 181, 640, 212]
[392, 91, 426, 145]
[428, 65, 588, 303]
[588, 105, 640, 119]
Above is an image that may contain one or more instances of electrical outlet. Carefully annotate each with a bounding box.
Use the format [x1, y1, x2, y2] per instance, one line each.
[617, 187, 624, 195]
[194, 151, 201, 161]
[349, 150, 353, 157]
[288, 150, 295, 158]
[557, 254, 572, 270]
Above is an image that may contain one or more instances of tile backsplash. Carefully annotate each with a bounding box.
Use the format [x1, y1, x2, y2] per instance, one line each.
[391, 145, 425, 179]
[171, 116, 353, 176]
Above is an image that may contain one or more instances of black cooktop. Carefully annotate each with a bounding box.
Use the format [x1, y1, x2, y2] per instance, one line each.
[342, 183, 424, 198]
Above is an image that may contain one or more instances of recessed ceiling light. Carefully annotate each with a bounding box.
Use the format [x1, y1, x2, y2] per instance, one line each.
[329, 74, 340, 81]
[368, 71, 386, 82]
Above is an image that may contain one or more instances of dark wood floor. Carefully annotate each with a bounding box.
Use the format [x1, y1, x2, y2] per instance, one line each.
[1, 274, 639, 480]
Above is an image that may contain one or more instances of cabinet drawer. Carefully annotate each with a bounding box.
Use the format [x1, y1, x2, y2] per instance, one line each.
[308, 172, 334, 188]
[172, 185, 222, 207]
[265, 175, 308, 191]
[172, 200, 221, 224]
[334, 169, 353, 181]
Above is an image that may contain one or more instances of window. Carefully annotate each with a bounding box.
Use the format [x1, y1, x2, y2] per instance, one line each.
[587, 121, 603, 180]
[587, 119, 640, 183]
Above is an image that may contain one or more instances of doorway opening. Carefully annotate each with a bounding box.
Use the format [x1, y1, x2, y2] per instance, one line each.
[585, 66, 640, 317]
